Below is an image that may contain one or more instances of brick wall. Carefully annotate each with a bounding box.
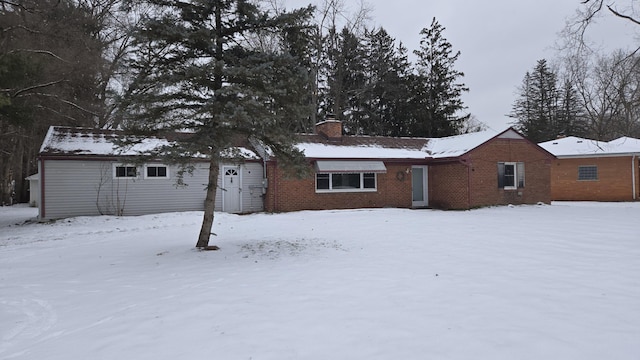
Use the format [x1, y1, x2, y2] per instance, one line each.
[265, 162, 413, 212]
[550, 156, 640, 201]
[428, 162, 469, 209]
[315, 120, 342, 139]
[429, 138, 552, 209]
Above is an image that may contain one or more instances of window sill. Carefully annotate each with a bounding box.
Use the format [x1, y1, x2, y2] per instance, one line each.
[315, 188, 377, 194]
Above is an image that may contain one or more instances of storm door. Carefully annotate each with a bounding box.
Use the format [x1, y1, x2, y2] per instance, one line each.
[412, 166, 428, 207]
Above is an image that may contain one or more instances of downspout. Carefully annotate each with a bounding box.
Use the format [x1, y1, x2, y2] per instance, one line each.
[457, 158, 472, 208]
[633, 155, 637, 201]
[39, 157, 45, 220]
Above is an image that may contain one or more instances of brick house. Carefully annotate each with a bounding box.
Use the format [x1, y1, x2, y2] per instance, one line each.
[265, 121, 554, 211]
[539, 136, 640, 201]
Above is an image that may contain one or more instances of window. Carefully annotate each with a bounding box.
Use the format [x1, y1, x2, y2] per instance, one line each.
[316, 173, 377, 192]
[114, 165, 137, 178]
[145, 165, 169, 179]
[578, 165, 598, 181]
[498, 162, 524, 190]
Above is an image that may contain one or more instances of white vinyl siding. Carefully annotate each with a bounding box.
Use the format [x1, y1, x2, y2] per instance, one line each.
[40, 160, 265, 220]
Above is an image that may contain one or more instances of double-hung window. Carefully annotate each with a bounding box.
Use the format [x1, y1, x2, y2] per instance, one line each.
[316, 173, 377, 192]
[498, 162, 524, 190]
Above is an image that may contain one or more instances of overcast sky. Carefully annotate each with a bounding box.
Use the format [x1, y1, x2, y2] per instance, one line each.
[284, 0, 637, 131]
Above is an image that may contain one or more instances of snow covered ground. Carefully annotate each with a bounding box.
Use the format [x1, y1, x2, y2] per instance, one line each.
[1, 202, 638, 359]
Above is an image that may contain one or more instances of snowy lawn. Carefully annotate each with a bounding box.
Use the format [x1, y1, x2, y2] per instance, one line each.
[1, 202, 638, 360]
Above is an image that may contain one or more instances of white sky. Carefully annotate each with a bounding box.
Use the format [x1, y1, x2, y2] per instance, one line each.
[284, 0, 638, 131]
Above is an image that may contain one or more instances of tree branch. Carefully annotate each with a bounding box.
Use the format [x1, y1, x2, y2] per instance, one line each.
[10, 80, 66, 98]
[8, 49, 71, 63]
[607, 4, 640, 25]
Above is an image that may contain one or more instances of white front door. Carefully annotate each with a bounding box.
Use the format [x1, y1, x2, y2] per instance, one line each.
[412, 166, 428, 207]
[222, 166, 241, 213]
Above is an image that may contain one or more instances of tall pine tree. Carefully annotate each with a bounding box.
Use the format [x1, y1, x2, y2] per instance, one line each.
[411, 17, 469, 137]
[121, 0, 313, 248]
[510, 59, 586, 142]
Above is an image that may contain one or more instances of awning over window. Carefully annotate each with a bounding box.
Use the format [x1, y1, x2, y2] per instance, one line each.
[315, 160, 387, 173]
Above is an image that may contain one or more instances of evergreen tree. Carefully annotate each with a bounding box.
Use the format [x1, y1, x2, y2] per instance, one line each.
[361, 28, 412, 136]
[121, 0, 313, 248]
[324, 27, 366, 134]
[510, 59, 587, 142]
[411, 17, 469, 137]
[0, 0, 110, 204]
[557, 77, 588, 137]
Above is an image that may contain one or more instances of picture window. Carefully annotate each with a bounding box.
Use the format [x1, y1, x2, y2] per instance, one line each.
[316, 173, 377, 192]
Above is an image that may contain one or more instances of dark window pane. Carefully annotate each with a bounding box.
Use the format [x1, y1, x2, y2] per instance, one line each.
[332, 173, 360, 189]
[157, 167, 167, 177]
[116, 166, 125, 177]
[126, 166, 137, 177]
[316, 173, 329, 189]
[504, 164, 515, 187]
[363, 173, 376, 188]
[147, 167, 157, 177]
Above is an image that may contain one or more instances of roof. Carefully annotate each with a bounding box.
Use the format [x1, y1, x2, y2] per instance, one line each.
[296, 128, 524, 160]
[39, 126, 259, 159]
[539, 136, 640, 157]
[40, 125, 533, 162]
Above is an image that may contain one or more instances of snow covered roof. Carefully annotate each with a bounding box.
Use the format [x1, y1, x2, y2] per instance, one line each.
[296, 135, 430, 160]
[539, 136, 640, 157]
[296, 128, 518, 160]
[39, 126, 259, 159]
[424, 129, 500, 158]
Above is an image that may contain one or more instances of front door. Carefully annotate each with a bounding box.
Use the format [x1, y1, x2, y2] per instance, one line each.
[412, 166, 428, 207]
[222, 166, 241, 213]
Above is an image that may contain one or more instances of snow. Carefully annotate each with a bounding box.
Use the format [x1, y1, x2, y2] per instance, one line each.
[40, 126, 172, 156]
[297, 142, 430, 159]
[540, 136, 640, 157]
[1, 202, 639, 359]
[297, 128, 505, 160]
[39, 126, 259, 159]
[425, 129, 499, 158]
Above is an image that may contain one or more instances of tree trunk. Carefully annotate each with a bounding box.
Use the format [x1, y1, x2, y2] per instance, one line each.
[196, 156, 220, 249]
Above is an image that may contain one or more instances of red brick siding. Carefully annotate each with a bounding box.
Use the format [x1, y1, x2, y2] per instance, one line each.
[429, 138, 552, 209]
[265, 162, 413, 212]
[315, 121, 342, 138]
[428, 162, 469, 209]
[550, 156, 640, 201]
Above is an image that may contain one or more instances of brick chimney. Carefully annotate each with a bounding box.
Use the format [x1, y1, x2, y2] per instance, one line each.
[314, 115, 342, 139]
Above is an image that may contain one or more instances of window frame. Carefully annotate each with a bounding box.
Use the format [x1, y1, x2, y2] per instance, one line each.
[577, 165, 598, 181]
[113, 164, 138, 179]
[498, 162, 525, 190]
[144, 164, 170, 179]
[315, 172, 378, 193]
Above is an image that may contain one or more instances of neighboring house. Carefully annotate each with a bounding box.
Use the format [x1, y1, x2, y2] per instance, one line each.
[265, 120, 554, 211]
[25, 173, 39, 207]
[539, 136, 640, 201]
[34, 126, 265, 220]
